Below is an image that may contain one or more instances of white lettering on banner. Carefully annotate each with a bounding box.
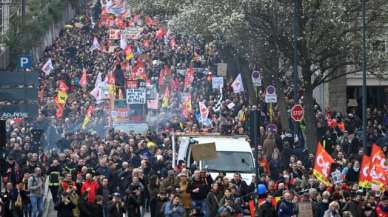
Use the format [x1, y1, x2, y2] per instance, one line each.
[317, 154, 330, 177]
[126, 88, 146, 104]
[1, 112, 29, 119]
[362, 165, 370, 177]
[121, 27, 142, 40]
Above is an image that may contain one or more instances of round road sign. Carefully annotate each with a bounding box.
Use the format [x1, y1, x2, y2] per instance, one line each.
[291, 104, 304, 122]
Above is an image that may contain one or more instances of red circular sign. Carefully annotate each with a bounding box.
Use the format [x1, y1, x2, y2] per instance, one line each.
[291, 104, 304, 122]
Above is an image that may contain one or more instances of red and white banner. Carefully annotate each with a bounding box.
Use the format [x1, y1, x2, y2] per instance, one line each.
[109, 29, 121, 40]
[313, 143, 335, 186]
[231, 73, 244, 93]
[359, 155, 371, 188]
[184, 67, 195, 89]
[80, 68, 88, 88]
[199, 101, 209, 120]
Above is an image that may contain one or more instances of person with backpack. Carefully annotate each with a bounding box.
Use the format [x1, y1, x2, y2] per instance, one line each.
[28, 167, 44, 217]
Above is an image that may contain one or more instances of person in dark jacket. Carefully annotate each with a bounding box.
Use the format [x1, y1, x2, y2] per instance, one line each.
[109, 193, 125, 217]
[345, 161, 360, 184]
[257, 195, 276, 217]
[277, 192, 298, 217]
[316, 191, 331, 217]
[207, 183, 221, 217]
[79, 192, 94, 217]
[187, 170, 209, 217]
[55, 192, 76, 217]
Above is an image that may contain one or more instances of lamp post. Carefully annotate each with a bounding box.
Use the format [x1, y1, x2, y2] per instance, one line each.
[362, 0, 367, 151]
[251, 105, 259, 179]
[292, 0, 300, 141]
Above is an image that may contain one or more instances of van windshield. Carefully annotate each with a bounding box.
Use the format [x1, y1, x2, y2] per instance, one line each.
[202, 151, 255, 173]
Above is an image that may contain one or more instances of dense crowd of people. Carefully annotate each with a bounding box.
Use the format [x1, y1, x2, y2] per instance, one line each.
[1, 1, 388, 217]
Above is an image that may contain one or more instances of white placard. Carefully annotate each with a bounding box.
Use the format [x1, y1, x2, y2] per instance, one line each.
[126, 88, 146, 104]
[212, 77, 224, 89]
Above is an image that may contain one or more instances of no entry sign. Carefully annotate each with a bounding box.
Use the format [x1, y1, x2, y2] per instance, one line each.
[291, 104, 304, 122]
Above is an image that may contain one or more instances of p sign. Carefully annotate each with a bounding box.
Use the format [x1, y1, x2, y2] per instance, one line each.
[19, 55, 32, 69]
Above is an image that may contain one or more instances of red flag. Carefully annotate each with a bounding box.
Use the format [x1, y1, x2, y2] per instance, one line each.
[184, 67, 195, 89]
[115, 17, 125, 29]
[359, 155, 371, 188]
[54, 96, 64, 119]
[169, 37, 176, 49]
[159, 65, 171, 87]
[124, 45, 133, 56]
[145, 16, 154, 27]
[131, 61, 146, 80]
[248, 200, 255, 217]
[369, 161, 386, 191]
[371, 144, 385, 167]
[155, 27, 165, 40]
[181, 94, 192, 119]
[313, 143, 335, 186]
[80, 69, 87, 88]
[58, 80, 69, 92]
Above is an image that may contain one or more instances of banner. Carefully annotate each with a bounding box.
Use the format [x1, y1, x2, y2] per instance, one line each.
[359, 155, 371, 188]
[371, 144, 387, 170]
[111, 99, 129, 124]
[90, 37, 101, 51]
[313, 143, 335, 186]
[109, 29, 121, 40]
[121, 27, 142, 40]
[231, 73, 244, 93]
[126, 88, 146, 104]
[147, 93, 159, 110]
[252, 71, 262, 87]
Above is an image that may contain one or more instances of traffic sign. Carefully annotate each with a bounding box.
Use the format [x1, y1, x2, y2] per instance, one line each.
[265, 85, 277, 103]
[19, 55, 32, 69]
[291, 104, 304, 122]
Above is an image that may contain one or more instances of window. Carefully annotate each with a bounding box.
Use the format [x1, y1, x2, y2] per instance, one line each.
[203, 151, 255, 173]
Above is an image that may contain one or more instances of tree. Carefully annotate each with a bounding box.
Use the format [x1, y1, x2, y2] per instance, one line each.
[134, 0, 388, 152]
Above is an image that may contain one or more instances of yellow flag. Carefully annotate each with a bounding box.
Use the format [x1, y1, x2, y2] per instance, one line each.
[57, 91, 68, 105]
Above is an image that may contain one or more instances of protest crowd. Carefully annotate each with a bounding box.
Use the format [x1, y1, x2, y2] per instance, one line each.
[0, 1, 388, 217]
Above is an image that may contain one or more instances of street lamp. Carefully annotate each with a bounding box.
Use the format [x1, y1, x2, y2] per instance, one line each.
[292, 0, 300, 143]
[361, 0, 367, 151]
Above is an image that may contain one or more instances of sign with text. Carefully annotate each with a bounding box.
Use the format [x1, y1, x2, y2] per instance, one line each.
[126, 88, 146, 104]
[217, 63, 227, 76]
[19, 55, 32, 69]
[121, 27, 142, 40]
[212, 77, 224, 89]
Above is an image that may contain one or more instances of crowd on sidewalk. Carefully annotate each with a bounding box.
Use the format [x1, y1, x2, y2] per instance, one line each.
[1, 1, 388, 217]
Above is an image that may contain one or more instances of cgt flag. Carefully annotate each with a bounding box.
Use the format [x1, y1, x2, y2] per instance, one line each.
[359, 155, 371, 188]
[313, 143, 335, 186]
[81, 105, 94, 129]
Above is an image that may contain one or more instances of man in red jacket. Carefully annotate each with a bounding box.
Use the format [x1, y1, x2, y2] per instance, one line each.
[81, 173, 99, 203]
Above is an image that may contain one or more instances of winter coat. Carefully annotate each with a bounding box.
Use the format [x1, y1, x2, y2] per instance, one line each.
[163, 202, 186, 217]
[207, 191, 220, 217]
[179, 180, 192, 209]
[277, 199, 298, 217]
[257, 201, 276, 217]
[55, 200, 76, 217]
[323, 209, 341, 217]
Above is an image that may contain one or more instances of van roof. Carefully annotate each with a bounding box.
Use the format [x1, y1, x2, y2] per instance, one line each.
[189, 137, 252, 153]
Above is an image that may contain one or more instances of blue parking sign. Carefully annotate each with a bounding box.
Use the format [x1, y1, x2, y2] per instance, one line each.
[19, 55, 32, 69]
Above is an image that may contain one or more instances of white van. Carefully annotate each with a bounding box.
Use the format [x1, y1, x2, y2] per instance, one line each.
[177, 135, 256, 184]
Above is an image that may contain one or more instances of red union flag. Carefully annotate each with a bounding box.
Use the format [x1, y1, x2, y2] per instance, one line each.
[313, 143, 335, 186]
[359, 155, 371, 188]
[369, 144, 387, 190]
[199, 101, 209, 120]
[184, 67, 194, 89]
